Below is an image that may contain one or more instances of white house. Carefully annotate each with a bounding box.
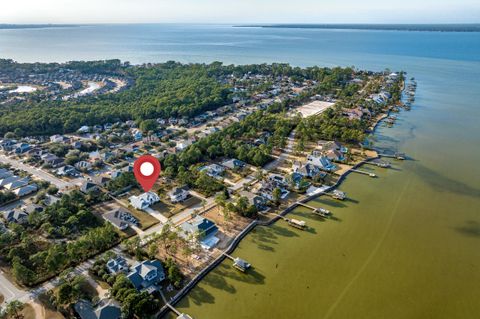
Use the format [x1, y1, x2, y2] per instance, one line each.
[168, 187, 189, 203]
[129, 192, 160, 210]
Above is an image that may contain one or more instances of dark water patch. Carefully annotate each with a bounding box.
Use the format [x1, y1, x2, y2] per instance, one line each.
[203, 268, 237, 294]
[187, 285, 216, 306]
[345, 197, 360, 204]
[454, 220, 480, 238]
[414, 163, 480, 198]
[215, 263, 266, 285]
[271, 224, 300, 238]
[329, 214, 342, 222]
[316, 198, 348, 208]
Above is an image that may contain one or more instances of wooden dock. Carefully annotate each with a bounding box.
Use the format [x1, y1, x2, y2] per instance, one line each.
[160, 290, 193, 319]
[378, 152, 406, 160]
[351, 169, 377, 178]
[365, 160, 391, 168]
[222, 252, 251, 272]
[296, 202, 330, 217]
[271, 213, 307, 230]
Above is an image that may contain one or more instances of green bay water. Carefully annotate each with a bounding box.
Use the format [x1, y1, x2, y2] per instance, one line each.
[1, 25, 479, 318]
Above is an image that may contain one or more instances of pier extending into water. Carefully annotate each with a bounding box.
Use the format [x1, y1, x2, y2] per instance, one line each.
[271, 213, 307, 230]
[377, 152, 406, 160]
[159, 291, 194, 319]
[296, 202, 331, 217]
[222, 252, 251, 272]
[365, 160, 391, 168]
[351, 169, 377, 178]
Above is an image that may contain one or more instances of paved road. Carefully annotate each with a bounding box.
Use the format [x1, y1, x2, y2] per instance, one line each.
[0, 270, 27, 305]
[0, 154, 78, 190]
[263, 130, 296, 171]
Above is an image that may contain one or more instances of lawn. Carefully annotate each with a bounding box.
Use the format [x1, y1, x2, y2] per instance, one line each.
[151, 196, 202, 218]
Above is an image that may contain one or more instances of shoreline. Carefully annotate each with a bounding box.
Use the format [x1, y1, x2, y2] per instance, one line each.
[156, 83, 401, 317]
[157, 155, 382, 318]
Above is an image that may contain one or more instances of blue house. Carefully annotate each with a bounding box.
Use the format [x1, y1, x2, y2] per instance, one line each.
[181, 216, 218, 239]
[181, 216, 219, 249]
[127, 260, 165, 292]
[14, 143, 31, 154]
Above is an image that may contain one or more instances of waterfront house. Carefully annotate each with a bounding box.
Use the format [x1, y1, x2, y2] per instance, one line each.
[325, 149, 345, 162]
[106, 256, 129, 274]
[180, 216, 219, 249]
[307, 151, 337, 171]
[129, 192, 160, 210]
[74, 298, 122, 319]
[257, 180, 289, 201]
[168, 187, 189, 203]
[127, 260, 166, 292]
[238, 190, 268, 211]
[292, 161, 326, 179]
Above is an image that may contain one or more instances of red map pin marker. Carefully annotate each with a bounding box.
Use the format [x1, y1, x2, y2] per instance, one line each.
[133, 155, 161, 192]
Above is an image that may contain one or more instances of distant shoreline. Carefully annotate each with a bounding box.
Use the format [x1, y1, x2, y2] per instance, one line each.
[0, 24, 80, 30]
[235, 24, 480, 32]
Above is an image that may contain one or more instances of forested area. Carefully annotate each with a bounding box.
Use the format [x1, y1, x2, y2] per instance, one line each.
[0, 60, 231, 136]
[0, 191, 119, 286]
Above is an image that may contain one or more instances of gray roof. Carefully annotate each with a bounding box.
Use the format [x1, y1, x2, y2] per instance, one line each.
[127, 260, 165, 291]
[75, 299, 121, 319]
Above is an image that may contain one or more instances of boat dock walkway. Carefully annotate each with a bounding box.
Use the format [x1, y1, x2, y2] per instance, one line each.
[350, 169, 377, 178]
[296, 202, 319, 212]
[295, 202, 331, 217]
[365, 160, 391, 168]
[378, 152, 406, 160]
[159, 290, 193, 319]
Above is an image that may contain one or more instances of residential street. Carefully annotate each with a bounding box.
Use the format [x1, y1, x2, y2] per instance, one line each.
[0, 154, 80, 190]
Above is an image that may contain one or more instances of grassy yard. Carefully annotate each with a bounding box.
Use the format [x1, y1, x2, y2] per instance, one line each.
[151, 196, 202, 218]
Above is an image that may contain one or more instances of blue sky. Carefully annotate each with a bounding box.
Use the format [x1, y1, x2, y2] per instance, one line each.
[2, 0, 479, 24]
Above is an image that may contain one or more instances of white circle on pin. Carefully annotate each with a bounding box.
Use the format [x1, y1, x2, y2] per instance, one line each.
[140, 162, 154, 176]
